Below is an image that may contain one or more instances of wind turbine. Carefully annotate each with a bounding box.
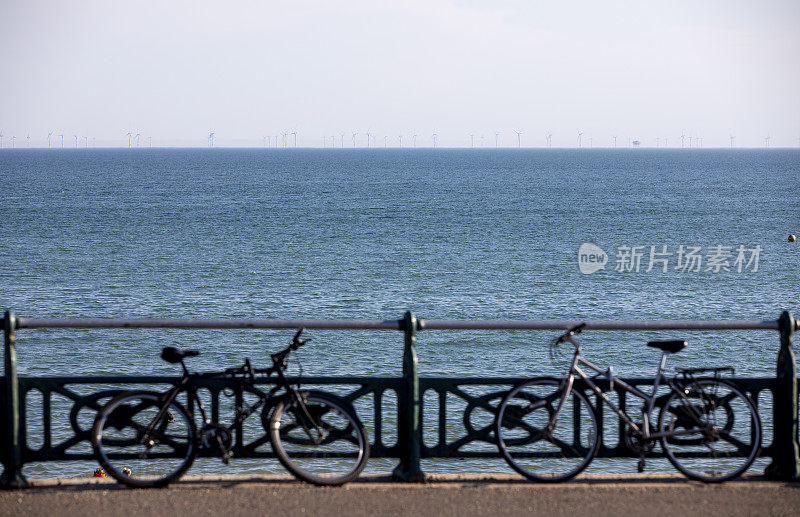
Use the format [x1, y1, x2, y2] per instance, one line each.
[577, 131, 583, 148]
[135, 132, 141, 147]
[59, 134, 64, 148]
[148, 136, 151, 148]
[765, 135, 770, 148]
[11, 135, 16, 148]
[413, 133, 417, 147]
[281, 132, 288, 147]
[589, 136, 593, 148]
[340, 133, 344, 148]
[480, 134, 484, 147]
[613, 135, 617, 148]
[126, 131, 132, 148]
[0, 132, 3, 148]
[73, 135, 78, 148]
[84, 136, 88, 148]
[730, 135, 734, 148]
[432, 133, 438, 148]
[48, 132, 52, 148]
[384, 135, 388, 148]
[27, 134, 31, 147]
[495, 132, 499, 148]
[688, 136, 692, 148]
[352, 132, 358, 148]
[209, 131, 216, 147]
[365, 130, 371, 148]
[656, 137, 660, 148]
[680, 132, 685, 148]
[514, 130, 522, 148]
[546, 133, 552, 148]
[291, 131, 297, 147]
[470, 133, 474, 148]
[398, 135, 402, 147]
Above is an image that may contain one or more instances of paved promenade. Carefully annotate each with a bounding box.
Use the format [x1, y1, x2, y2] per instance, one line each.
[2, 473, 799, 517]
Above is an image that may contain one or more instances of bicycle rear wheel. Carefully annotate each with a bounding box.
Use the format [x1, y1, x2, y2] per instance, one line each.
[92, 390, 197, 488]
[496, 379, 599, 482]
[659, 379, 761, 482]
[268, 391, 369, 485]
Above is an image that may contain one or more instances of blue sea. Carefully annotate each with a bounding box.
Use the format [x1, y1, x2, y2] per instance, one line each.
[1, 148, 798, 478]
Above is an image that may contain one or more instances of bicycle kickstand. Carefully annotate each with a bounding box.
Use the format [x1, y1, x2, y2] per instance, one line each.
[218, 435, 233, 465]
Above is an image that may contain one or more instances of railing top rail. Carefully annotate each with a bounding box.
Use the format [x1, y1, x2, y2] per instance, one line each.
[420, 319, 780, 331]
[16, 318, 402, 330]
[13, 317, 780, 331]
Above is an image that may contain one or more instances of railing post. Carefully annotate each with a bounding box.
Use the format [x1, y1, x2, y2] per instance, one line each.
[766, 311, 800, 480]
[1, 310, 28, 489]
[392, 311, 425, 482]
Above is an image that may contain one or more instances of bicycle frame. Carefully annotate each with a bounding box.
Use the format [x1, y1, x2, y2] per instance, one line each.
[141, 356, 324, 449]
[553, 336, 706, 442]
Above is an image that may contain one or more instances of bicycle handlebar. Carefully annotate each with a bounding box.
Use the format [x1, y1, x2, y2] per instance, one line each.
[271, 328, 309, 365]
[556, 323, 587, 343]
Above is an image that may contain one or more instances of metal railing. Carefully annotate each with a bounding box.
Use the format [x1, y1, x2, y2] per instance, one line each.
[2, 309, 798, 488]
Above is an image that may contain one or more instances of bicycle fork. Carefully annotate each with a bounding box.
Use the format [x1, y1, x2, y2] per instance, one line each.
[289, 390, 329, 444]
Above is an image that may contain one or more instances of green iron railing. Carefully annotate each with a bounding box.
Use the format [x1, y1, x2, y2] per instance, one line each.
[2, 310, 798, 488]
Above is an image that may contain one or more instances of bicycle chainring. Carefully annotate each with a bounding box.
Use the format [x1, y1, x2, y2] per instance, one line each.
[200, 423, 233, 454]
[624, 425, 655, 455]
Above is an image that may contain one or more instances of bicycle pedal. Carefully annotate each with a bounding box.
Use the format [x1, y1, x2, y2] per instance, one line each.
[221, 451, 233, 465]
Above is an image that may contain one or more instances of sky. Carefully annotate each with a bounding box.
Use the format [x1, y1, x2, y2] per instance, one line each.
[1, 0, 799, 148]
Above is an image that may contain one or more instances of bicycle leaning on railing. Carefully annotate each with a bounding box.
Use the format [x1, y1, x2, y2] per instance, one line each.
[495, 323, 762, 483]
[91, 329, 370, 488]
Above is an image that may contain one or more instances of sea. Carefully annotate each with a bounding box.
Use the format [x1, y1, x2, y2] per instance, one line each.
[1, 148, 798, 479]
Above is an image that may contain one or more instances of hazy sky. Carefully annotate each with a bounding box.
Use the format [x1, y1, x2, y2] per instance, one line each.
[1, 0, 799, 147]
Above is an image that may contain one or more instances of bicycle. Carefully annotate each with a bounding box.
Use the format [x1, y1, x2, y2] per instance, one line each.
[495, 323, 762, 483]
[92, 329, 370, 488]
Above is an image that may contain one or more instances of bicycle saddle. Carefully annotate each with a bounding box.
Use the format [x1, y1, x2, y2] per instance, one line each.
[646, 340, 687, 354]
[161, 346, 200, 364]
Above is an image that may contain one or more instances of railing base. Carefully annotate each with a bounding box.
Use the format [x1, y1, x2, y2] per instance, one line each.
[391, 464, 427, 483]
[0, 470, 29, 490]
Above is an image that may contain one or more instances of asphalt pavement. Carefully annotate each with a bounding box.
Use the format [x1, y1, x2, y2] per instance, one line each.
[2, 473, 798, 517]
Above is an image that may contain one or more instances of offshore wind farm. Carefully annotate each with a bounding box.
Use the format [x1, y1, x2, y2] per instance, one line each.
[0, 129, 797, 149]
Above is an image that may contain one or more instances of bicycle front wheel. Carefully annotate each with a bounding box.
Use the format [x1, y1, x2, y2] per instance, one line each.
[496, 379, 599, 482]
[268, 391, 369, 485]
[659, 379, 761, 482]
[92, 390, 197, 488]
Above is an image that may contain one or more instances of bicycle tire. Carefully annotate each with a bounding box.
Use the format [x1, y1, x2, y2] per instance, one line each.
[659, 378, 761, 482]
[496, 378, 599, 482]
[268, 390, 369, 485]
[92, 390, 197, 488]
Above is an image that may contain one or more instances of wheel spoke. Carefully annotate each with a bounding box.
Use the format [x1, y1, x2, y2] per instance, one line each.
[269, 393, 369, 485]
[496, 380, 597, 482]
[660, 380, 760, 482]
[93, 392, 196, 488]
